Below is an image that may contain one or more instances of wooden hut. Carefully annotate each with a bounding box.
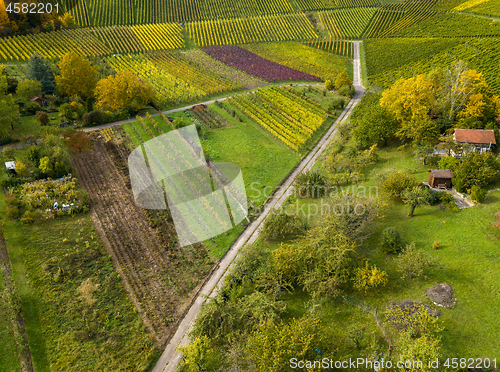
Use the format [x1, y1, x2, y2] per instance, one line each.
[428, 170, 453, 189]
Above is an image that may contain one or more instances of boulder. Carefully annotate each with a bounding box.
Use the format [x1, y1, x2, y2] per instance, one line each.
[426, 283, 456, 308]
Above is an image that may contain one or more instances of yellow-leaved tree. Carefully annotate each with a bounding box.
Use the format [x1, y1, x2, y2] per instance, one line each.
[380, 74, 433, 123]
[95, 70, 154, 112]
[55, 52, 98, 99]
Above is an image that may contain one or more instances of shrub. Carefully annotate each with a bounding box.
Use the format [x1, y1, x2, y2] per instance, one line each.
[470, 185, 486, 203]
[432, 241, 441, 250]
[328, 97, 345, 112]
[353, 261, 388, 292]
[20, 209, 41, 224]
[102, 111, 114, 124]
[379, 227, 404, 254]
[36, 111, 50, 126]
[294, 169, 328, 198]
[24, 101, 42, 114]
[261, 212, 304, 241]
[338, 84, 355, 98]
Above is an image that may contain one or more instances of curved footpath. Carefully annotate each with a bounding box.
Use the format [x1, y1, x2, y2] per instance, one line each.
[151, 40, 365, 372]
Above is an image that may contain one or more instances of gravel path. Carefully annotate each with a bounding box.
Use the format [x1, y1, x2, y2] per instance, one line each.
[151, 41, 366, 372]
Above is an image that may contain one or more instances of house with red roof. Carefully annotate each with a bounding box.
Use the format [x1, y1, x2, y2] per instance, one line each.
[452, 128, 496, 156]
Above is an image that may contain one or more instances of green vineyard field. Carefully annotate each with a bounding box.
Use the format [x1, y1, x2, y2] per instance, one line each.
[366, 37, 500, 93]
[397, 12, 500, 37]
[467, 0, 500, 17]
[319, 8, 376, 38]
[187, 13, 318, 47]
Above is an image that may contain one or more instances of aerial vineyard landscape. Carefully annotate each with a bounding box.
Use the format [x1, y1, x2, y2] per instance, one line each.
[0, 0, 499, 371]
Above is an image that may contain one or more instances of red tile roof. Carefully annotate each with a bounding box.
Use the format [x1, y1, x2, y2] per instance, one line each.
[454, 129, 496, 145]
[430, 170, 453, 179]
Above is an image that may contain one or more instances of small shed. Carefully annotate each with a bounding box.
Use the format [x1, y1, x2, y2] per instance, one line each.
[5, 161, 16, 174]
[428, 169, 453, 189]
[30, 96, 47, 107]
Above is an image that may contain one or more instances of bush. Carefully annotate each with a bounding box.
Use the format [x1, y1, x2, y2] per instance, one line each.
[20, 209, 42, 224]
[261, 212, 304, 241]
[36, 111, 50, 126]
[114, 109, 131, 121]
[82, 110, 103, 126]
[424, 155, 441, 167]
[338, 84, 355, 98]
[102, 111, 114, 124]
[328, 97, 345, 112]
[294, 169, 328, 198]
[470, 185, 486, 203]
[432, 241, 441, 250]
[24, 101, 42, 114]
[379, 227, 404, 254]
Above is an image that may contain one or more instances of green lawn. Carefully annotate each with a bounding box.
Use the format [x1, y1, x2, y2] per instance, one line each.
[273, 143, 500, 359]
[1, 207, 160, 372]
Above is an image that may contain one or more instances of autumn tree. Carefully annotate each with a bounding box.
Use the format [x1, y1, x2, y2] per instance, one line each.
[402, 186, 429, 217]
[16, 79, 42, 101]
[437, 61, 488, 121]
[64, 131, 92, 152]
[56, 52, 98, 99]
[397, 116, 440, 145]
[95, 70, 154, 112]
[27, 53, 56, 94]
[334, 71, 352, 90]
[380, 74, 433, 123]
[36, 111, 49, 126]
[61, 13, 76, 29]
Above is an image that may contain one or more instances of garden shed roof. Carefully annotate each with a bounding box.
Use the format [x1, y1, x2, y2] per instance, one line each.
[430, 169, 453, 179]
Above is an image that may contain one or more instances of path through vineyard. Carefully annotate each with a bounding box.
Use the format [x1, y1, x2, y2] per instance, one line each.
[152, 40, 366, 372]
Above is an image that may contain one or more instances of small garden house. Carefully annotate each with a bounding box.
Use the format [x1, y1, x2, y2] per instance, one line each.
[428, 169, 453, 189]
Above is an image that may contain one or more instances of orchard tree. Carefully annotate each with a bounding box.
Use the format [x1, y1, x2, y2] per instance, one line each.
[27, 52, 56, 94]
[247, 315, 323, 372]
[16, 79, 42, 101]
[352, 261, 388, 292]
[402, 186, 429, 217]
[381, 170, 419, 198]
[395, 242, 434, 280]
[353, 104, 398, 147]
[61, 13, 76, 29]
[64, 131, 92, 152]
[95, 70, 153, 112]
[56, 52, 98, 99]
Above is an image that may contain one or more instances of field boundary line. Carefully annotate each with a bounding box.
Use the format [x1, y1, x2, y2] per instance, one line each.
[151, 41, 365, 372]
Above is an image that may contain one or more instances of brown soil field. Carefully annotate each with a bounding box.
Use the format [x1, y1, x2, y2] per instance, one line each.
[71, 134, 214, 345]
